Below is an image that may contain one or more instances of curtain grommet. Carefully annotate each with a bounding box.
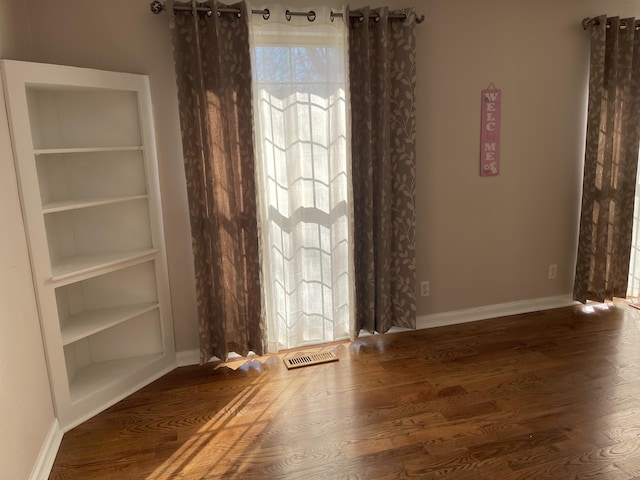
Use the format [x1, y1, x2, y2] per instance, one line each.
[307, 10, 316, 22]
[285, 9, 292, 21]
[262, 8, 270, 20]
[149, 0, 164, 14]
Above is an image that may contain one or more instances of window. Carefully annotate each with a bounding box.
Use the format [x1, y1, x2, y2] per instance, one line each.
[250, 9, 353, 351]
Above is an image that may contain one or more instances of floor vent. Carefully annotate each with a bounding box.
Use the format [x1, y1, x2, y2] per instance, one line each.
[284, 351, 339, 369]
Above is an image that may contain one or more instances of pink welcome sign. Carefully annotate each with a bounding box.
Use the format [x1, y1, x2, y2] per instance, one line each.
[480, 87, 501, 176]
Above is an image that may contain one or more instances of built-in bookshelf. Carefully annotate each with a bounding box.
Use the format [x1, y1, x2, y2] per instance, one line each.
[1, 60, 176, 430]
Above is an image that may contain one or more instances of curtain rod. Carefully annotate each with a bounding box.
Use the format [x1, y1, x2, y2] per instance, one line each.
[149, 1, 425, 24]
[582, 17, 640, 31]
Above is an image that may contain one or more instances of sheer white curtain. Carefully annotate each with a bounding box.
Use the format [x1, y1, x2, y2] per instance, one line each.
[249, 5, 354, 351]
[628, 151, 640, 298]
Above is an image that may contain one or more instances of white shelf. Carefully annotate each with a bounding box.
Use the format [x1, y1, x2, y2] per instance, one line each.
[35, 149, 147, 206]
[1, 60, 175, 429]
[51, 248, 158, 284]
[34, 146, 143, 156]
[61, 303, 159, 345]
[43, 194, 148, 214]
[69, 353, 164, 404]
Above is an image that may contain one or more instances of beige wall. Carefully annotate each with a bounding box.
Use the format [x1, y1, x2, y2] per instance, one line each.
[415, 0, 640, 314]
[16, 0, 640, 359]
[0, 2, 55, 479]
[0, 0, 34, 60]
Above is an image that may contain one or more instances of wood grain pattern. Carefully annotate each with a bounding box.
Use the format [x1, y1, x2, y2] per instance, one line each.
[50, 303, 640, 479]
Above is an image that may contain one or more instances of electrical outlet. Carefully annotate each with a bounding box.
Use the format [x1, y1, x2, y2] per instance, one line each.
[420, 281, 430, 297]
[548, 264, 557, 280]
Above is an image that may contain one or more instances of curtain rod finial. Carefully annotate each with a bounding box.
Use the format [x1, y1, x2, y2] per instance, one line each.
[150, 0, 165, 15]
[582, 17, 593, 30]
[416, 14, 425, 24]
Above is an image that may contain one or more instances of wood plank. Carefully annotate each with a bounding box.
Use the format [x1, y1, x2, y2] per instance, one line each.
[50, 303, 640, 479]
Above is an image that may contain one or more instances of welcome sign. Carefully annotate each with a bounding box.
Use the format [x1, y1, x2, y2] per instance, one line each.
[480, 86, 501, 176]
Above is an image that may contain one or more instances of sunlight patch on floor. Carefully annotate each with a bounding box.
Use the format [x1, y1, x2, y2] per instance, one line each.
[146, 344, 347, 479]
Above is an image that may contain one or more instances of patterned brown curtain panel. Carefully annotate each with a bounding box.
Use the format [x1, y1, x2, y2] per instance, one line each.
[348, 7, 418, 335]
[170, 1, 419, 356]
[170, 1, 266, 362]
[574, 16, 640, 303]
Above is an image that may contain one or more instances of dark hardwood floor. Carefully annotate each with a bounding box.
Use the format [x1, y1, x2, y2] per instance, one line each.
[50, 303, 640, 479]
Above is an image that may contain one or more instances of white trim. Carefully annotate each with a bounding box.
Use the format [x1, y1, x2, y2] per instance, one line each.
[29, 419, 63, 480]
[417, 295, 578, 330]
[177, 350, 268, 366]
[176, 349, 200, 367]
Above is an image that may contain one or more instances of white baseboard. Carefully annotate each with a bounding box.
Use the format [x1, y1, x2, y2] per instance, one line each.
[176, 349, 200, 367]
[417, 295, 578, 330]
[176, 349, 256, 366]
[30, 418, 63, 480]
